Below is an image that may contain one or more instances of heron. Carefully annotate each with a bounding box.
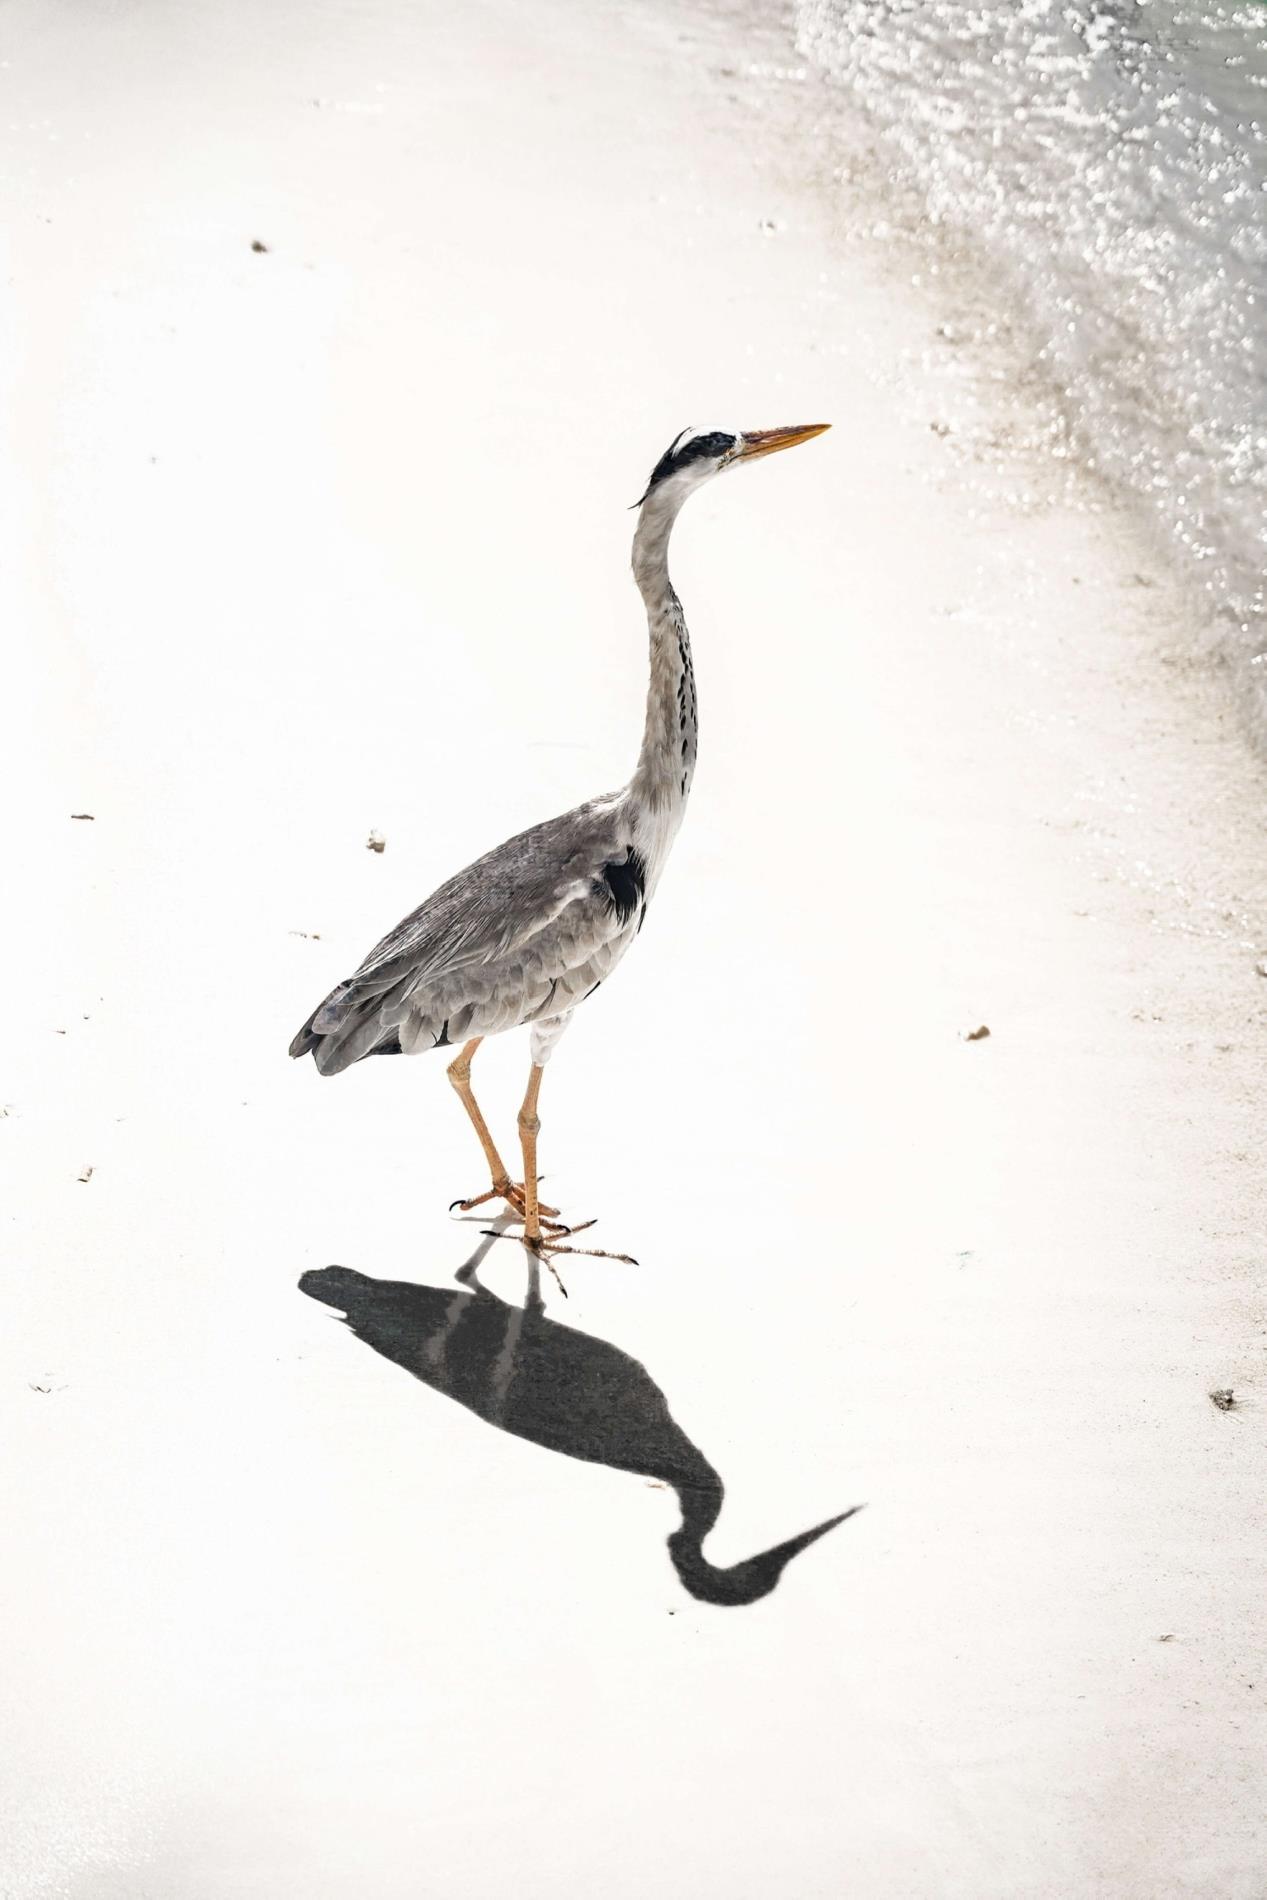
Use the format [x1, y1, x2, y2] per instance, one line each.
[290, 422, 830, 1278]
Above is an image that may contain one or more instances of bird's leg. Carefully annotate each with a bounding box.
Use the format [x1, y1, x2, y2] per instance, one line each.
[447, 1038, 564, 1227]
[518, 1063, 547, 1244]
[515, 1063, 637, 1284]
[447, 1039, 510, 1191]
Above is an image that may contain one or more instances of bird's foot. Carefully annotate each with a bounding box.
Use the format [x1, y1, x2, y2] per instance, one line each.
[449, 1181, 567, 1232]
[479, 1226, 638, 1298]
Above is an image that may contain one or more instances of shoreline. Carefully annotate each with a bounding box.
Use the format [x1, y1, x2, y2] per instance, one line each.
[738, 0, 1267, 956]
[4, 0, 1267, 1894]
[790, 0, 1267, 721]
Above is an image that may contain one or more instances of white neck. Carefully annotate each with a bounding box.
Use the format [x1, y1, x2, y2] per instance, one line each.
[628, 484, 699, 833]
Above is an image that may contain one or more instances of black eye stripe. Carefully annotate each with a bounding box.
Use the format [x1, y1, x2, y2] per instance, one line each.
[675, 431, 735, 465]
[640, 430, 736, 500]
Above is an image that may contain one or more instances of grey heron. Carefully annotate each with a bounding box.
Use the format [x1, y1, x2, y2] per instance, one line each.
[290, 422, 829, 1278]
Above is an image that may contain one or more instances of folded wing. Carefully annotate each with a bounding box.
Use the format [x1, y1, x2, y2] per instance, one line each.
[289, 796, 640, 1075]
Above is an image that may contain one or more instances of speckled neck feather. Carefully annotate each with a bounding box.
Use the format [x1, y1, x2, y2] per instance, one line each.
[629, 483, 698, 827]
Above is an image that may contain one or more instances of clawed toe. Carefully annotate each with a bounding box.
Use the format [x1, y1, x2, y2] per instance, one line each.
[449, 1182, 562, 1225]
[479, 1224, 638, 1300]
[537, 1237, 638, 1266]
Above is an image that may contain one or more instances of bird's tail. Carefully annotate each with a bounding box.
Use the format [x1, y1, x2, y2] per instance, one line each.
[288, 978, 404, 1073]
[287, 1008, 324, 1061]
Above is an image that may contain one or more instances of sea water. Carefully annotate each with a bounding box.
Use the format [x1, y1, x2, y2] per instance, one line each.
[796, 0, 1267, 709]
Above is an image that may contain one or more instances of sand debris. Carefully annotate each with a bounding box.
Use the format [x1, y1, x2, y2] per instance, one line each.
[250, 238, 269, 253]
[1209, 1388, 1237, 1412]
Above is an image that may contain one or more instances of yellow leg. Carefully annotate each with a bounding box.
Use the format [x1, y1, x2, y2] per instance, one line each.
[518, 1063, 546, 1245]
[448, 1039, 561, 1224]
[514, 1063, 636, 1288]
[447, 1039, 510, 1192]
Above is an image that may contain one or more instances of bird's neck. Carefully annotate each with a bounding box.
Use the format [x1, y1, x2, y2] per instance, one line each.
[629, 495, 698, 829]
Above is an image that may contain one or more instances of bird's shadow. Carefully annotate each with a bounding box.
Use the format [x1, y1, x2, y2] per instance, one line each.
[300, 1232, 858, 1607]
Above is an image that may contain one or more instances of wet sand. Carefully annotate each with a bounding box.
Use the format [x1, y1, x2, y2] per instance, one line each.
[4, 0, 1266, 1893]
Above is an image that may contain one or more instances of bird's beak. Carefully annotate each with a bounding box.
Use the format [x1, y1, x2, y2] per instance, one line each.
[734, 423, 831, 463]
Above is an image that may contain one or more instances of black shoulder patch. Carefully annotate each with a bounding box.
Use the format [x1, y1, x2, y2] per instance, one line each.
[600, 846, 648, 927]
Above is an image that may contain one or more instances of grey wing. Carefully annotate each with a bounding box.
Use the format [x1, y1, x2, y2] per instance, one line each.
[289, 796, 643, 1075]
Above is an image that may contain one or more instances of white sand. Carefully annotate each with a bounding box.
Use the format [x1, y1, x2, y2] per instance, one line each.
[4, 0, 1266, 1893]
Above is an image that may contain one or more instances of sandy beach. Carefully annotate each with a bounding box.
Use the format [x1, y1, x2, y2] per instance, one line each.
[4, 0, 1267, 1893]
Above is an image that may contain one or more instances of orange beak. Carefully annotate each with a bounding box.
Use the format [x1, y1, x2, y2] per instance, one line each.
[734, 423, 831, 463]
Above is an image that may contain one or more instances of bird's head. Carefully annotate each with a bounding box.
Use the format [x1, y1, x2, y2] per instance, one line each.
[636, 422, 830, 508]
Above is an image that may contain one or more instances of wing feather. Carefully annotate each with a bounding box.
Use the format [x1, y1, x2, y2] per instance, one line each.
[290, 795, 632, 1071]
[355, 799, 623, 987]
